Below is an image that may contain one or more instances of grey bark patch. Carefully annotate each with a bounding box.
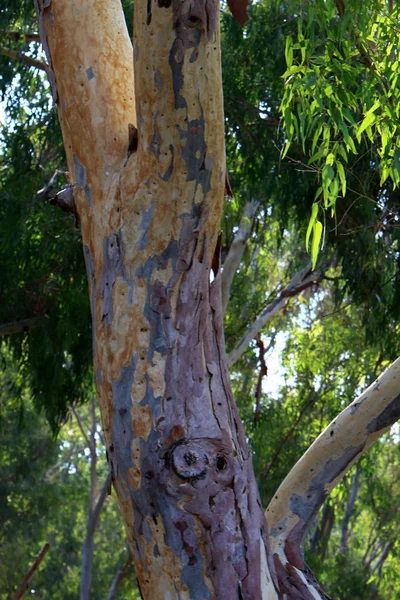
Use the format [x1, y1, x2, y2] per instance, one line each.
[121, 265, 135, 304]
[168, 39, 187, 109]
[100, 231, 123, 325]
[111, 355, 137, 469]
[367, 392, 400, 433]
[73, 154, 92, 206]
[154, 69, 164, 92]
[150, 121, 161, 158]
[139, 198, 155, 250]
[179, 111, 212, 194]
[86, 66, 94, 80]
[83, 245, 96, 357]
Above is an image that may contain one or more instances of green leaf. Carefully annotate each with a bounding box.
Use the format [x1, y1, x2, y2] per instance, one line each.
[336, 161, 347, 197]
[356, 112, 377, 142]
[285, 36, 293, 69]
[306, 203, 319, 252]
[311, 220, 323, 269]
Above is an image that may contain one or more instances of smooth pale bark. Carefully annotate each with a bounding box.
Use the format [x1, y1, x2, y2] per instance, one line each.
[266, 357, 400, 599]
[35, 1, 278, 597]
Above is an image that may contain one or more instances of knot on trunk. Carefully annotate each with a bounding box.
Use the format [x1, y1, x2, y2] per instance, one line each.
[172, 441, 209, 480]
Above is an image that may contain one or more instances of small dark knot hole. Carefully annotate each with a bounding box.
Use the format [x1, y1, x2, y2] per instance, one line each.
[184, 452, 197, 466]
[216, 456, 227, 471]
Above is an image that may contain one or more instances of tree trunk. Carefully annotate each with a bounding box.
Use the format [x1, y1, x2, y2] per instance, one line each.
[34, 0, 278, 597]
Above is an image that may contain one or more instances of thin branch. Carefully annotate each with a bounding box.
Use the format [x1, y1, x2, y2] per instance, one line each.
[106, 555, 132, 600]
[370, 541, 392, 575]
[264, 391, 318, 480]
[88, 471, 112, 540]
[0, 318, 37, 336]
[1, 30, 41, 43]
[266, 357, 400, 578]
[12, 543, 50, 600]
[70, 405, 91, 449]
[0, 46, 47, 71]
[339, 464, 360, 554]
[253, 332, 267, 425]
[228, 258, 335, 367]
[221, 200, 259, 314]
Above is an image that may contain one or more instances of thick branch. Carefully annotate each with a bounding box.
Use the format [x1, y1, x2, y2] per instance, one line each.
[221, 200, 259, 314]
[0, 318, 37, 336]
[12, 543, 50, 600]
[0, 46, 46, 71]
[228, 259, 335, 367]
[34, 0, 136, 214]
[265, 357, 400, 597]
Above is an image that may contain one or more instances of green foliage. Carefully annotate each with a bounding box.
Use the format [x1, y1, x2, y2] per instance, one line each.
[0, 345, 139, 599]
[1, 0, 400, 598]
[280, 0, 400, 263]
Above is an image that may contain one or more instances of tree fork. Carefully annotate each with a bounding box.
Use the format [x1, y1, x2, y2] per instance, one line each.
[35, 0, 279, 597]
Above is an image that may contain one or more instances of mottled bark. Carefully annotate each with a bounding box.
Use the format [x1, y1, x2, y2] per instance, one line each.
[35, 0, 277, 597]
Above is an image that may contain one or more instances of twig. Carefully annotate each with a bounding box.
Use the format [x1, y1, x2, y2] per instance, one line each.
[1, 30, 41, 43]
[0, 46, 47, 71]
[70, 405, 91, 449]
[12, 543, 50, 600]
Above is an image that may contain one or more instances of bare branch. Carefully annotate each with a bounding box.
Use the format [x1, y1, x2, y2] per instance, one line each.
[221, 200, 259, 314]
[37, 170, 69, 201]
[266, 357, 400, 592]
[0, 46, 47, 71]
[0, 318, 37, 336]
[70, 405, 91, 449]
[107, 555, 132, 600]
[228, 259, 335, 367]
[12, 543, 50, 600]
[253, 332, 267, 425]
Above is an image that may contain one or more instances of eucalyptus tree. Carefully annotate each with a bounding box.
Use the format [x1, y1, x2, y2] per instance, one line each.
[1, 0, 400, 598]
